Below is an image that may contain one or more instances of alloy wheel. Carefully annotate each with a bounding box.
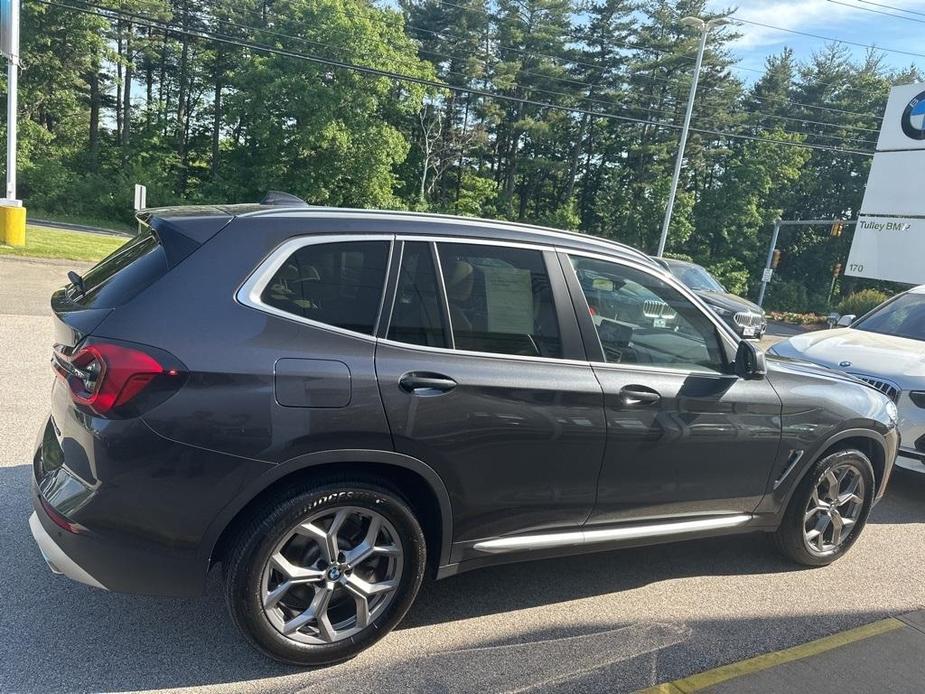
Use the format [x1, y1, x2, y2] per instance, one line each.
[260, 505, 404, 644]
[803, 463, 866, 555]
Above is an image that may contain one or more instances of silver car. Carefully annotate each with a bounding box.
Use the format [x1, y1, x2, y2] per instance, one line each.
[769, 285, 925, 474]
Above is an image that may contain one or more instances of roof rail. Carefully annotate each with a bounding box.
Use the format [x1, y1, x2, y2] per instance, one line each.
[260, 191, 309, 206]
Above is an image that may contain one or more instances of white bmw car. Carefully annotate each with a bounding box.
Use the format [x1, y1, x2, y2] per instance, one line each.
[769, 285, 925, 473]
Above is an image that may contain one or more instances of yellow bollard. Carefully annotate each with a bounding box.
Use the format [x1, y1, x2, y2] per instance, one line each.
[0, 204, 26, 247]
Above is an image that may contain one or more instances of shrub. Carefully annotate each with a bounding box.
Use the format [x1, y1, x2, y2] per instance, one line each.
[837, 289, 890, 318]
[706, 258, 749, 296]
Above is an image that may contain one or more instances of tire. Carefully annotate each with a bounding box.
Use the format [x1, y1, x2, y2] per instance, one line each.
[223, 478, 427, 666]
[772, 449, 875, 567]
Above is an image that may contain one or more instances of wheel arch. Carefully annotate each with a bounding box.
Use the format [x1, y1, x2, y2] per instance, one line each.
[774, 428, 889, 513]
[201, 450, 453, 582]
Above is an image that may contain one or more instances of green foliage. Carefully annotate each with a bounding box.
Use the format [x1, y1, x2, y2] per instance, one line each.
[10, 0, 922, 305]
[837, 289, 891, 317]
[763, 279, 830, 314]
[706, 259, 750, 296]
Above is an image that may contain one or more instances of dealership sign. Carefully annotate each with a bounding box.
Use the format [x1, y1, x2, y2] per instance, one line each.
[846, 82, 925, 284]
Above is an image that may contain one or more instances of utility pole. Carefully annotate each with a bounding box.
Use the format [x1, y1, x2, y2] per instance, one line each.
[655, 16, 729, 258]
[0, 0, 24, 246]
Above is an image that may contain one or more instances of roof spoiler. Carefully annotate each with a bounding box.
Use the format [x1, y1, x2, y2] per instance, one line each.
[260, 191, 309, 206]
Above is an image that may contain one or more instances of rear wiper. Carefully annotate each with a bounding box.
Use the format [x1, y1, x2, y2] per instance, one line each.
[67, 270, 86, 298]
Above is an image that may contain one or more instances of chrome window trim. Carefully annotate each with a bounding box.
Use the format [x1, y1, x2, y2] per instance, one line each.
[377, 336, 593, 368]
[405, 234, 556, 253]
[235, 233, 396, 343]
[236, 231, 738, 374]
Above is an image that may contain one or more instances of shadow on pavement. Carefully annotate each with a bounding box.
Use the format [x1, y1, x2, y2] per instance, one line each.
[1, 460, 920, 693]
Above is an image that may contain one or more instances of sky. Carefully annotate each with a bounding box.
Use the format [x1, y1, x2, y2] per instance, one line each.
[706, 0, 925, 81]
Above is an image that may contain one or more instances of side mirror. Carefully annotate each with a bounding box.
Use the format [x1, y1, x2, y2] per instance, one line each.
[836, 314, 856, 327]
[735, 340, 767, 380]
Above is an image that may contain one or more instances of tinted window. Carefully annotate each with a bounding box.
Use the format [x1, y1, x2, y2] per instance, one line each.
[261, 240, 390, 335]
[387, 242, 448, 348]
[437, 243, 561, 358]
[73, 227, 168, 308]
[570, 256, 725, 372]
[855, 292, 925, 342]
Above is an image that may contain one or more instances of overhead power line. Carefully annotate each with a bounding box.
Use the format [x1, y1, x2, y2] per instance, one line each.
[732, 15, 925, 61]
[853, 0, 925, 18]
[36, 0, 876, 156]
[828, 0, 925, 25]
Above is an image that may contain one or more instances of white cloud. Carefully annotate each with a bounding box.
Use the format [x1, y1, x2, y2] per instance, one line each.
[709, 0, 925, 51]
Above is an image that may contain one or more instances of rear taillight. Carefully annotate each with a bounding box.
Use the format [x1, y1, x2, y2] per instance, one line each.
[52, 339, 186, 418]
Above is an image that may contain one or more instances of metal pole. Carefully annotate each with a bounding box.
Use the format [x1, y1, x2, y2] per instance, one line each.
[655, 25, 708, 258]
[757, 219, 781, 308]
[6, 55, 16, 200]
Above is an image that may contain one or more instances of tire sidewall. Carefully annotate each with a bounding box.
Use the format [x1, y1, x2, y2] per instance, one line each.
[226, 483, 426, 666]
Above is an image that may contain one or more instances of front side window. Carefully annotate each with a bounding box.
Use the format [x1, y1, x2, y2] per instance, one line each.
[437, 243, 562, 358]
[570, 256, 726, 372]
[261, 240, 390, 335]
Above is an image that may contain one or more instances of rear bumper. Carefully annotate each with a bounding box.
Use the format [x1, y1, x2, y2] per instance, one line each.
[31, 405, 272, 597]
[29, 510, 107, 590]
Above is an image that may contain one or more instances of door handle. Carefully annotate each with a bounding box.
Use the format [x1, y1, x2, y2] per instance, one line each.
[619, 385, 661, 407]
[399, 372, 457, 395]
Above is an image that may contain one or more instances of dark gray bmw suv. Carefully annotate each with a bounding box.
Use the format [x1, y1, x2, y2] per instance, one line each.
[30, 201, 899, 666]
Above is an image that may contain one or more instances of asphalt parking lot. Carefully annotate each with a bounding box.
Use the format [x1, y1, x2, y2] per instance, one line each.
[2, 254, 924, 694]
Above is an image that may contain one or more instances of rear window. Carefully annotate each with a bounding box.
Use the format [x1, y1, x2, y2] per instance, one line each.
[71, 227, 168, 308]
[260, 240, 391, 335]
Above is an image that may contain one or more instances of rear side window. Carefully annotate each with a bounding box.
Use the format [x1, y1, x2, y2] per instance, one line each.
[73, 227, 168, 308]
[437, 243, 561, 358]
[387, 242, 449, 348]
[261, 240, 390, 335]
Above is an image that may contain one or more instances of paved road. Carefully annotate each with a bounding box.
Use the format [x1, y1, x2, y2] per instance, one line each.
[2, 256, 923, 693]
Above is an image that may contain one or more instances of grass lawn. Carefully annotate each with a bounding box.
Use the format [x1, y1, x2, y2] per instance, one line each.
[0, 224, 128, 262]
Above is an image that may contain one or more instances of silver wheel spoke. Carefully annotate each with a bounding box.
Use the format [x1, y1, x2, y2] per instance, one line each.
[345, 574, 399, 598]
[264, 580, 293, 609]
[270, 553, 325, 583]
[830, 512, 844, 547]
[282, 584, 335, 637]
[837, 492, 863, 507]
[804, 506, 825, 523]
[296, 508, 349, 563]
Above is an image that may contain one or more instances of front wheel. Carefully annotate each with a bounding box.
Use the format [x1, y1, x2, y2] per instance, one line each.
[773, 449, 875, 566]
[223, 480, 427, 666]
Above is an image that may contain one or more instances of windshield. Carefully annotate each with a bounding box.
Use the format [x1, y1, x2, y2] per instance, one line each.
[854, 292, 925, 342]
[666, 262, 725, 292]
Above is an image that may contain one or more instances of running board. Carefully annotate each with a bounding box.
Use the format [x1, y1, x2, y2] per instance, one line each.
[471, 514, 754, 554]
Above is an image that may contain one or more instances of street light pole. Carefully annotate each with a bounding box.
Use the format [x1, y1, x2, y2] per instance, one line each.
[655, 16, 728, 258]
[1, 0, 19, 202]
[6, 48, 17, 201]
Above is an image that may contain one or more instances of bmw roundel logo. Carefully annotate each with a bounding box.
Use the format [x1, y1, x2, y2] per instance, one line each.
[839, 360, 852, 367]
[901, 90, 925, 140]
